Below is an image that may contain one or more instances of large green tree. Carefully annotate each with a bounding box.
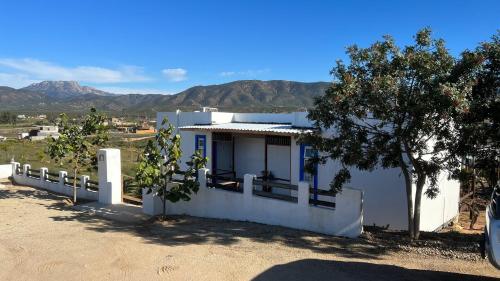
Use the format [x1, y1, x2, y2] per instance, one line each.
[452, 32, 499, 190]
[304, 29, 471, 239]
[48, 108, 109, 204]
[136, 118, 207, 219]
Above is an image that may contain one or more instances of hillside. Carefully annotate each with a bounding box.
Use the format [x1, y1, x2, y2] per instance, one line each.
[0, 80, 329, 113]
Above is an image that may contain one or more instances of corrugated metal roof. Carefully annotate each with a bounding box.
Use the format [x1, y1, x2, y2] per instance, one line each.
[179, 123, 314, 135]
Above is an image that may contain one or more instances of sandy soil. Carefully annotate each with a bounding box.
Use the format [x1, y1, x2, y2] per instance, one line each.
[0, 182, 498, 281]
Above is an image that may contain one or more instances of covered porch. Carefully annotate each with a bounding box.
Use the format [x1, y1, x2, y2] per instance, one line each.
[180, 123, 312, 196]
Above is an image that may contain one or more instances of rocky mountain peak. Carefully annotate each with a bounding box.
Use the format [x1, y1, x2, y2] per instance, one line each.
[22, 81, 114, 98]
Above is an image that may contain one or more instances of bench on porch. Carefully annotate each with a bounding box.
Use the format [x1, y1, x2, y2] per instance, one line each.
[207, 172, 243, 193]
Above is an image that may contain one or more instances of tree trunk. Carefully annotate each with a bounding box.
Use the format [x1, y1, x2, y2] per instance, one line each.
[399, 151, 415, 239]
[73, 168, 78, 204]
[402, 167, 415, 239]
[413, 174, 426, 239]
[162, 193, 166, 218]
[162, 180, 168, 218]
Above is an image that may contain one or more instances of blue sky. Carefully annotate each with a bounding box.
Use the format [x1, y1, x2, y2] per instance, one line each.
[0, 0, 498, 94]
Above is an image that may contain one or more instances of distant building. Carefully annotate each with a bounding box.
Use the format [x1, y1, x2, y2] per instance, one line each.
[110, 117, 124, 126]
[37, 114, 47, 120]
[202, 107, 219, 112]
[0, 136, 6, 142]
[134, 121, 156, 134]
[28, 125, 59, 141]
[17, 115, 26, 120]
[17, 132, 29, 140]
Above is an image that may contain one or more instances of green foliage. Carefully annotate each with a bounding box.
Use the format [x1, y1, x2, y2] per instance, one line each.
[0, 112, 17, 125]
[304, 28, 473, 239]
[452, 32, 500, 188]
[135, 117, 207, 217]
[49, 108, 108, 168]
[47, 108, 109, 203]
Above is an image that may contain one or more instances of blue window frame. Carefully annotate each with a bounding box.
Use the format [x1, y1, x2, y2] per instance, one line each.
[300, 144, 318, 200]
[195, 135, 207, 158]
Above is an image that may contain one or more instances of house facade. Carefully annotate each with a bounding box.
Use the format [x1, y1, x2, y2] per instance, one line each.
[157, 110, 460, 231]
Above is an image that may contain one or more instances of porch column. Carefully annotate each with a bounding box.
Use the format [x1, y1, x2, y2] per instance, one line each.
[198, 168, 209, 189]
[243, 174, 255, 212]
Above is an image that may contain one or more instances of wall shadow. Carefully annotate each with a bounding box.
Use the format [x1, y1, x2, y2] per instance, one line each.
[0, 185, 389, 260]
[0, 184, 486, 264]
[251, 259, 498, 281]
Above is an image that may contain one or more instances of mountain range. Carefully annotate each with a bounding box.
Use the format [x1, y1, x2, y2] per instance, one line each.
[0, 80, 330, 113]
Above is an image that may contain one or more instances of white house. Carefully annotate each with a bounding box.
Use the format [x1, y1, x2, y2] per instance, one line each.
[29, 125, 59, 141]
[156, 110, 460, 232]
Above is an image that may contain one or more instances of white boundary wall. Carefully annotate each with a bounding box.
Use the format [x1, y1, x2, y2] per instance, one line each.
[8, 149, 122, 204]
[0, 164, 12, 179]
[143, 169, 364, 238]
[10, 162, 98, 201]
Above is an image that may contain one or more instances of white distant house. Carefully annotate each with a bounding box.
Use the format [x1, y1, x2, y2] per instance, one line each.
[18, 132, 29, 140]
[29, 125, 59, 141]
[156, 109, 460, 232]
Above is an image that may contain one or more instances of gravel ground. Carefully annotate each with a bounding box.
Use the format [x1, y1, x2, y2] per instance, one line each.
[361, 227, 485, 261]
[0, 182, 498, 281]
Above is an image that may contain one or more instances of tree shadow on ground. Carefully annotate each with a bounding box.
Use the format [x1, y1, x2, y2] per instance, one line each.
[1, 185, 389, 260]
[251, 259, 498, 281]
[0, 184, 484, 262]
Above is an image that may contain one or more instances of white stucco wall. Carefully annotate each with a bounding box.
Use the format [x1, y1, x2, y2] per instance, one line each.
[315, 158, 409, 230]
[11, 163, 98, 201]
[234, 135, 265, 178]
[293, 112, 313, 127]
[143, 171, 363, 238]
[267, 144, 291, 181]
[419, 172, 460, 231]
[233, 113, 294, 124]
[9, 152, 125, 205]
[0, 164, 12, 179]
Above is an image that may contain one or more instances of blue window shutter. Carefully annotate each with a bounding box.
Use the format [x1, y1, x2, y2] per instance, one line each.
[195, 135, 207, 158]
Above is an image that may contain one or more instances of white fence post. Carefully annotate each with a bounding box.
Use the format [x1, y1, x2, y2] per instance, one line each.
[298, 181, 310, 207]
[12, 162, 20, 177]
[142, 188, 155, 215]
[59, 171, 67, 193]
[40, 167, 48, 182]
[198, 168, 208, 188]
[243, 174, 255, 213]
[23, 164, 30, 177]
[80, 175, 89, 189]
[97, 148, 122, 204]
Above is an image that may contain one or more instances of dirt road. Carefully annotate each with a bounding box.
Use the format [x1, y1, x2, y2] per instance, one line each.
[0, 183, 498, 281]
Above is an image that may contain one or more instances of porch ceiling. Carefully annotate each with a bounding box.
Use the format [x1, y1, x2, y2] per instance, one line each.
[179, 123, 314, 136]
